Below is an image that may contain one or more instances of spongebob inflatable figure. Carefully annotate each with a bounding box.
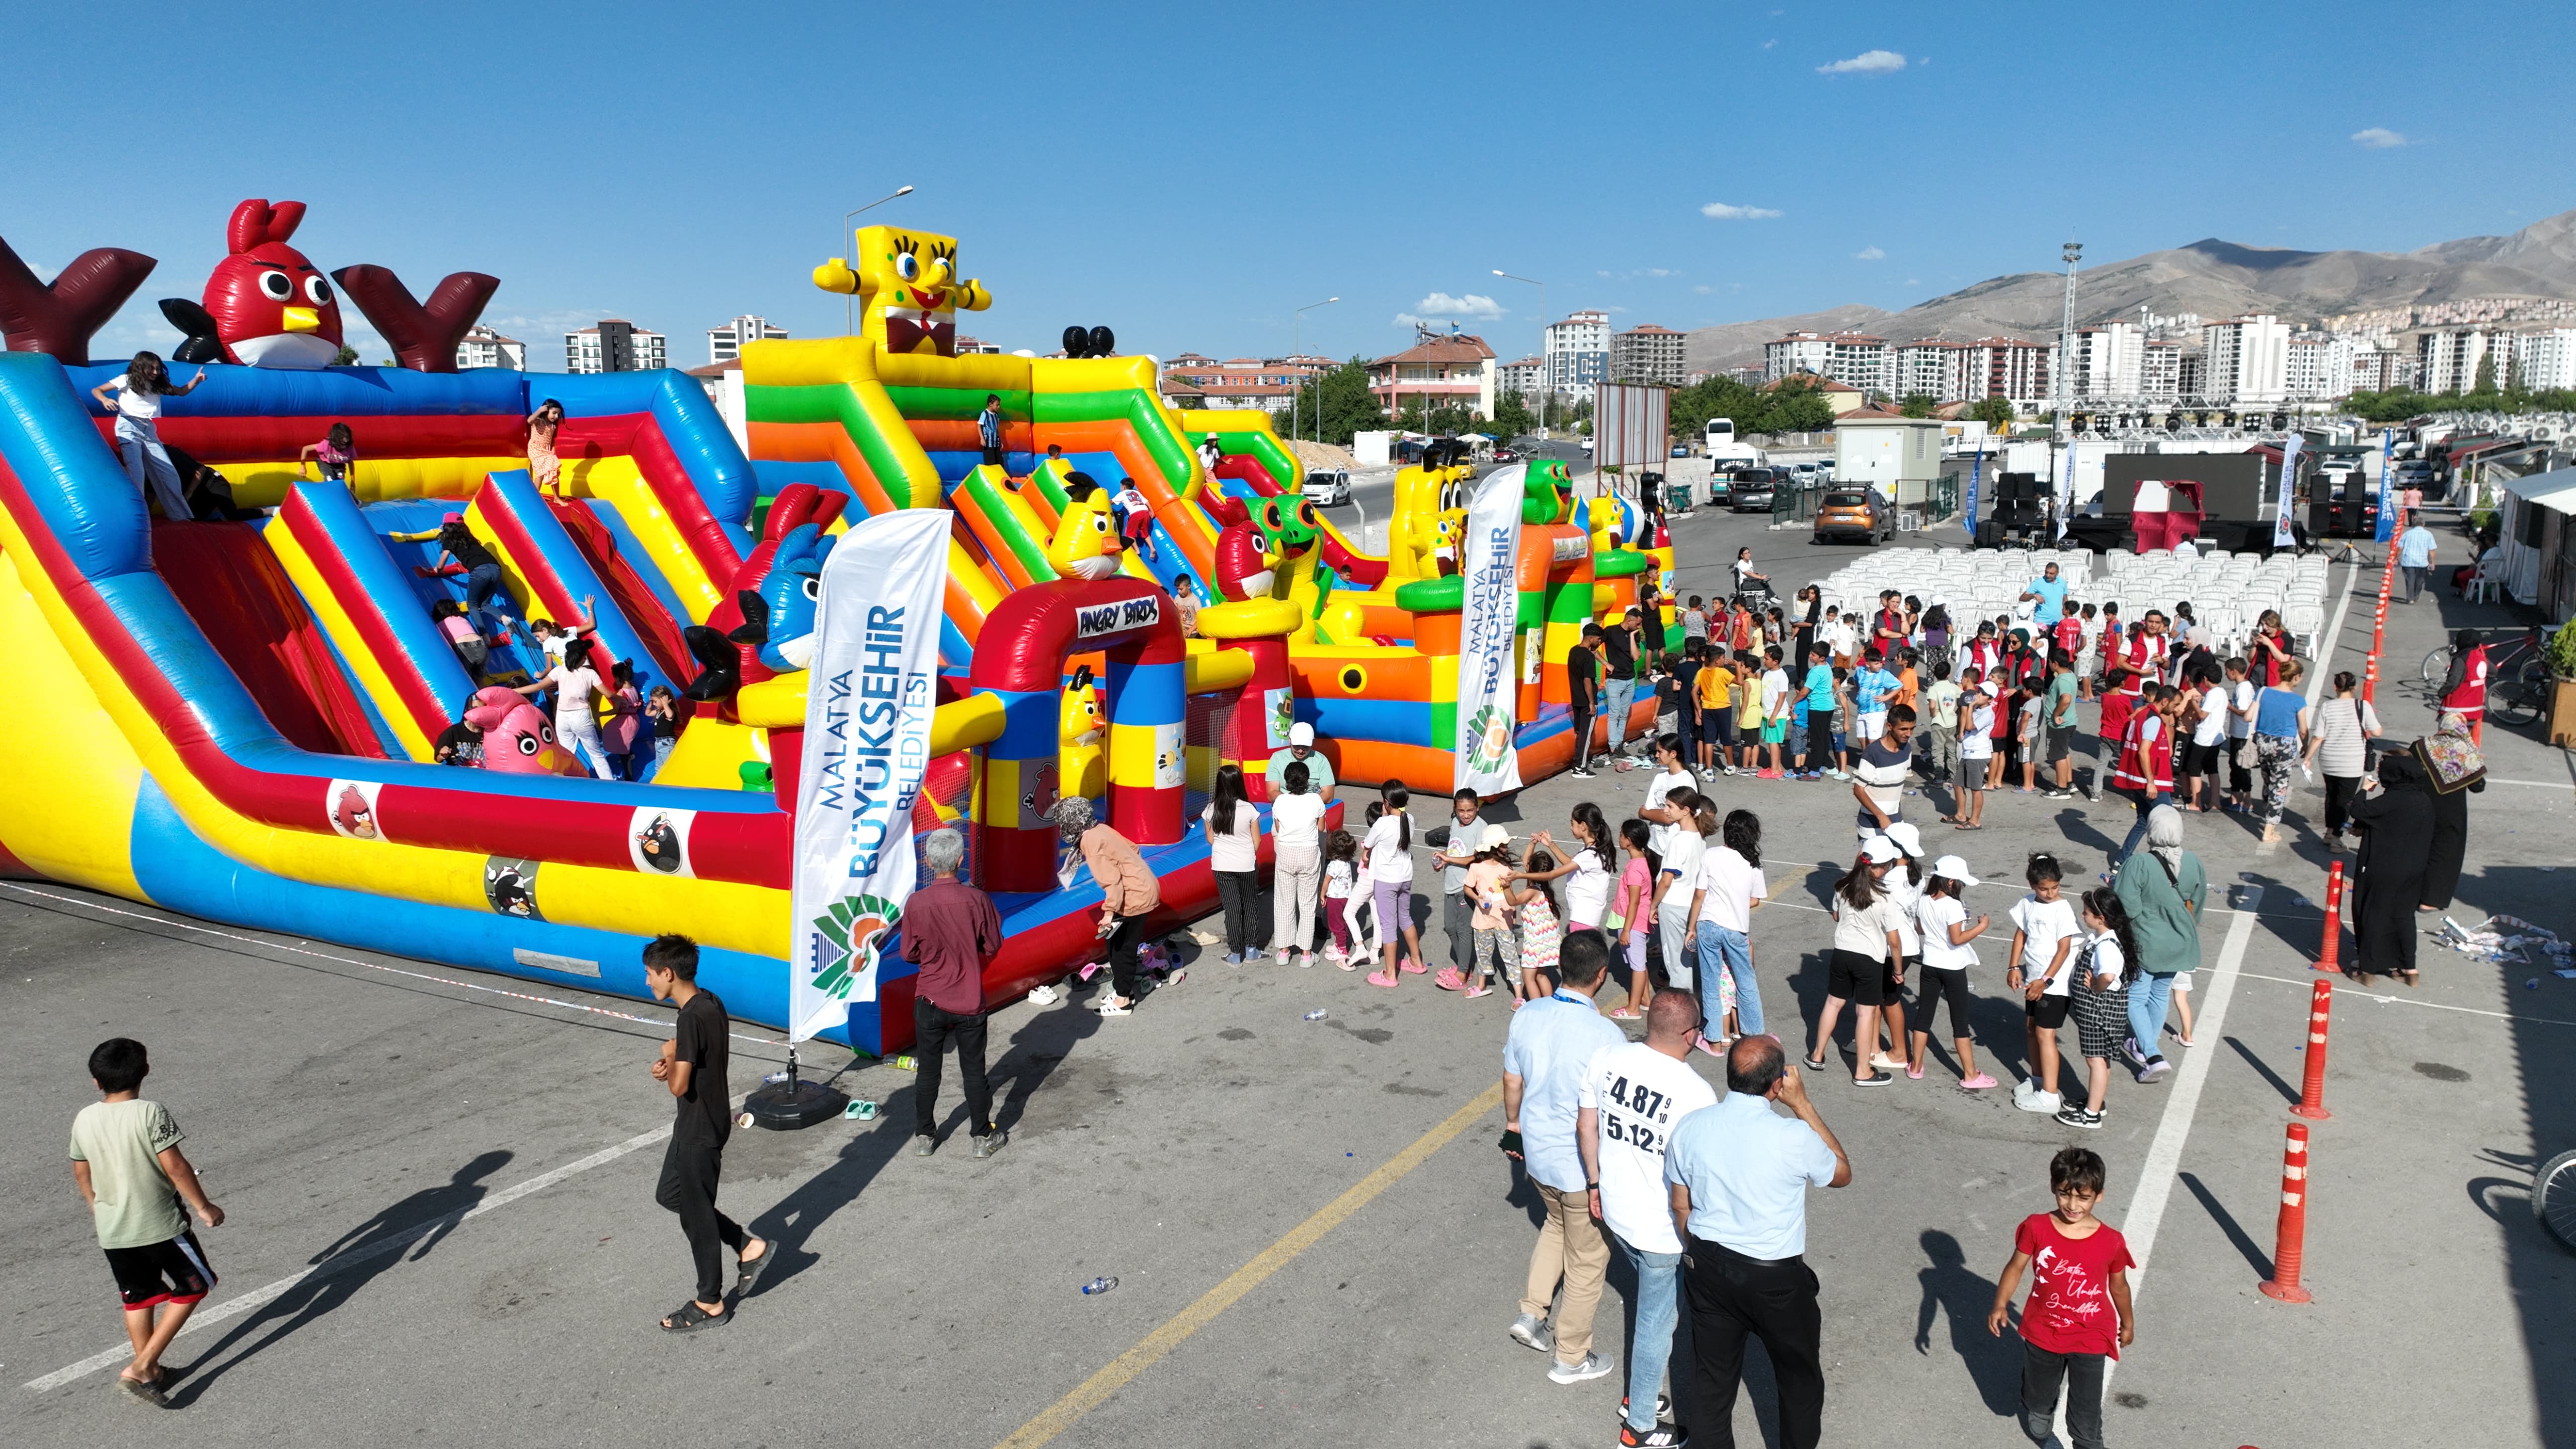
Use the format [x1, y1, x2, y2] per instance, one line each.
[813, 224, 993, 357]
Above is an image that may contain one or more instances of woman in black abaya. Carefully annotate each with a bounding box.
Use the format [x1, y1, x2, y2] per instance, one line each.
[2346, 750, 2436, 986]
[2412, 712, 2486, 913]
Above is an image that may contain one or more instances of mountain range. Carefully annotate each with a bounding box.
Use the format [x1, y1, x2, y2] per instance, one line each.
[1682, 208, 2576, 374]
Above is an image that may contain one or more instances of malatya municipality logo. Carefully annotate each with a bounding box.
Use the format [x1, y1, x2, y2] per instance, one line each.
[1467, 704, 1513, 771]
[809, 893, 904, 1001]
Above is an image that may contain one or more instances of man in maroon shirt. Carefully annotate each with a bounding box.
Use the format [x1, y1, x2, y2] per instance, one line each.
[900, 829, 1007, 1159]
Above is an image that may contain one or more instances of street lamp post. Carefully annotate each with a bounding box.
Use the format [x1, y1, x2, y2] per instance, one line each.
[1493, 270, 1546, 437]
[1293, 296, 1339, 446]
[839, 185, 916, 335]
[2055, 239, 2081, 530]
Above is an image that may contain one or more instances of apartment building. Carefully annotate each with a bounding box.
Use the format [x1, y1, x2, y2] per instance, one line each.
[2514, 328, 2576, 391]
[706, 313, 787, 366]
[2069, 322, 2144, 399]
[2140, 340, 2182, 401]
[1159, 354, 1332, 414]
[1957, 337, 2051, 404]
[1893, 340, 1962, 401]
[1608, 324, 1686, 387]
[2284, 331, 2355, 403]
[456, 324, 525, 370]
[565, 319, 667, 374]
[1544, 310, 1611, 401]
[1764, 330, 1891, 396]
[2200, 314, 2290, 406]
[2347, 345, 2417, 394]
[1496, 355, 1548, 397]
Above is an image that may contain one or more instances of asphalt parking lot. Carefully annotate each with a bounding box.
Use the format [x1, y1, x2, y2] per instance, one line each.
[6, 513, 2569, 1448]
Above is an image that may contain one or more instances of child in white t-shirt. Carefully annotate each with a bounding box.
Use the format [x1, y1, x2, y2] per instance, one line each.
[2005, 853, 2081, 1114]
[1908, 859, 1994, 1087]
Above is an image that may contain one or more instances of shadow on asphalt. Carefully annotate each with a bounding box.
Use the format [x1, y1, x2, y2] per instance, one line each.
[167, 1149, 516, 1405]
[2221, 1034, 2303, 1105]
[2178, 1170, 2275, 1281]
[1913, 1228, 2022, 1418]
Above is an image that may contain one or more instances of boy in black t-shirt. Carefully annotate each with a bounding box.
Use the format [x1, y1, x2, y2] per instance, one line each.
[1567, 626, 1603, 778]
[647, 935, 768, 1331]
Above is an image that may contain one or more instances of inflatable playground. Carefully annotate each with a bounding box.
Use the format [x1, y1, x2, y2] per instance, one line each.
[0, 201, 1673, 1053]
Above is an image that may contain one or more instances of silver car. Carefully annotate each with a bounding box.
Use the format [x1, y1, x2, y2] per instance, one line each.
[1302, 469, 1351, 506]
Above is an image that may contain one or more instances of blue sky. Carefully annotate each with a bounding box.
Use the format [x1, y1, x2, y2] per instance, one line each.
[4, 0, 2568, 371]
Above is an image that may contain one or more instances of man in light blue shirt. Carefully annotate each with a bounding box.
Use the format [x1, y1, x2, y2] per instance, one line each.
[1663, 1037, 1851, 1449]
[2019, 561, 2069, 626]
[2396, 522, 2438, 604]
[1502, 929, 1628, 1384]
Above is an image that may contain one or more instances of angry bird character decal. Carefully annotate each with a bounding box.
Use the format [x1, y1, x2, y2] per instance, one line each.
[812, 225, 991, 358]
[635, 813, 685, 874]
[1057, 664, 1105, 804]
[331, 783, 378, 840]
[1045, 486, 1124, 581]
[483, 857, 543, 920]
[464, 686, 586, 775]
[751, 523, 836, 672]
[1212, 518, 1276, 602]
[157, 200, 345, 368]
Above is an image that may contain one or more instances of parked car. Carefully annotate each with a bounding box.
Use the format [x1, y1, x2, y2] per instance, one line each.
[1813, 487, 1894, 544]
[1670, 443, 1690, 459]
[1579, 436, 1595, 453]
[1723, 466, 1782, 513]
[1301, 468, 1351, 506]
[1490, 446, 1517, 463]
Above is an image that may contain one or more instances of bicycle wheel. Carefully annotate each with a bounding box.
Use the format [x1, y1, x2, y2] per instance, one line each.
[2537, 1148, 2576, 1253]
[2419, 646, 2450, 689]
[2490, 659, 2551, 728]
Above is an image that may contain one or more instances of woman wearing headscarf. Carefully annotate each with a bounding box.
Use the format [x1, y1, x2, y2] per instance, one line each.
[2345, 751, 2437, 986]
[2114, 804, 2207, 1080]
[2413, 712, 2486, 912]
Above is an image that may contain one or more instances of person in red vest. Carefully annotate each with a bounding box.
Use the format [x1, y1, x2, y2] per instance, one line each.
[2108, 684, 2179, 872]
[2439, 629, 2488, 725]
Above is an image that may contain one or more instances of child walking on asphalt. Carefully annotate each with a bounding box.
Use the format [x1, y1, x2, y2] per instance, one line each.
[1988, 1146, 2136, 1449]
[69, 1037, 225, 1406]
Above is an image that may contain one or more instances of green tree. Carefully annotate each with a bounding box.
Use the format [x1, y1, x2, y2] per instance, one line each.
[1280, 356, 1387, 447]
[1489, 388, 1537, 441]
[1969, 393, 2016, 431]
[1767, 376, 1835, 433]
[2470, 353, 2497, 397]
[331, 343, 359, 366]
[1899, 392, 1937, 418]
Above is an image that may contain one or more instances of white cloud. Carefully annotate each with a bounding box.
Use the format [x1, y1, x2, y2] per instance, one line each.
[1762, 39, 1776, 48]
[1855, 246, 1886, 261]
[1904, 278, 1920, 286]
[2351, 126, 2408, 148]
[1693, 285, 1714, 295]
[1817, 48, 1906, 75]
[1701, 202, 1784, 220]
[1405, 291, 1507, 319]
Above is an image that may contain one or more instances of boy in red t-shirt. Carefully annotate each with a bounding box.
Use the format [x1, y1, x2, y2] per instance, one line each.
[1988, 1147, 2135, 1449]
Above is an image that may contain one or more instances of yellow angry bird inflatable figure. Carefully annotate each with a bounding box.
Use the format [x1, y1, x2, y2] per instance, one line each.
[812, 225, 993, 357]
[1045, 482, 1124, 581]
[1059, 665, 1105, 803]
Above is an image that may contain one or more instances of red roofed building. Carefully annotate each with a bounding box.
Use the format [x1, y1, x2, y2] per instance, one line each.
[1366, 333, 1496, 418]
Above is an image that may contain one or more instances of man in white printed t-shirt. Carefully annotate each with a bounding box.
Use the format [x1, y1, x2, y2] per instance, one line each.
[1579, 989, 1719, 1446]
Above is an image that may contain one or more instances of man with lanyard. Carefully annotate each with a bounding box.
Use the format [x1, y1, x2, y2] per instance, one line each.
[1503, 932, 1629, 1385]
[1579, 989, 1719, 1447]
[1665, 1037, 1853, 1449]
[2018, 561, 2069, 631]
[1264, 720, 1336, 803]
[1872, 590, 1907, 659]
[1603, 608, 1644, 771]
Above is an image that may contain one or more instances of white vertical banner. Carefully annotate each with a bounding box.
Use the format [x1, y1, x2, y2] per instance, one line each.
[790, 509, 949, 1041]
[1454, 464, 1526, 796]
[2271, 433, 2303, 548]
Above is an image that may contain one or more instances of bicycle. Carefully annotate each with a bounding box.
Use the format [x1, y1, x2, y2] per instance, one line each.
[2418, 625, 2550, 728]
[2539, 1148, 2576, 1253]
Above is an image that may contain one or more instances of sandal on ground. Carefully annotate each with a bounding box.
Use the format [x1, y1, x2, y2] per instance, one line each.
[1802, 1055, 1830, 1070]
[660, 1300, 731, 1333]
[735, 1240, 772, 1299]
[1434, 967, 1469, 992]
[1608, 1007, 1643, 1020]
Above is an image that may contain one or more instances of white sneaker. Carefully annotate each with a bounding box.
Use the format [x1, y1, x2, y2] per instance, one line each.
[1549, 1350, 1618, 1385]
[1026, 984, 1061, 1006]
[2014, 1082, 2062, 1114]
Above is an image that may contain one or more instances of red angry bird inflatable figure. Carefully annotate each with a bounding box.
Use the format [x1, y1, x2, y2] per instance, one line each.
[1212, 518, 1276, 602]
[156, 200, 345, 369]
[464, 686, 587, 775]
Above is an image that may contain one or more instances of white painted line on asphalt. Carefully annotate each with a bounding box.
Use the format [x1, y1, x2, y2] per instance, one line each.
[25, 1122, 677, 1393]
[2237, 968, 2576, 1027]
[2095, 903, 2258, 1408]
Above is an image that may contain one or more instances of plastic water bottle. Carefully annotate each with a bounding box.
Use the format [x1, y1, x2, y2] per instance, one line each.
[1304, 1009, 1328, 1021]
[1081, 1276, 1118, 1296]
[887, 1055, 918, 1072]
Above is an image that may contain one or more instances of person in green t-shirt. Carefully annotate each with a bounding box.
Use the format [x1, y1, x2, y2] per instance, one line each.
[2042, 650, 2084, 799]
[68, 1037, 224, 1406]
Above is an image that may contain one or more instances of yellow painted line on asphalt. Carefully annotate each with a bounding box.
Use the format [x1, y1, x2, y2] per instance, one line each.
[995, 1082, 1507, 1449]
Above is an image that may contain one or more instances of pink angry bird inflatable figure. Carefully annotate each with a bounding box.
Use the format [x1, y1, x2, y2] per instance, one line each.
[464, 686, 586, 775]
